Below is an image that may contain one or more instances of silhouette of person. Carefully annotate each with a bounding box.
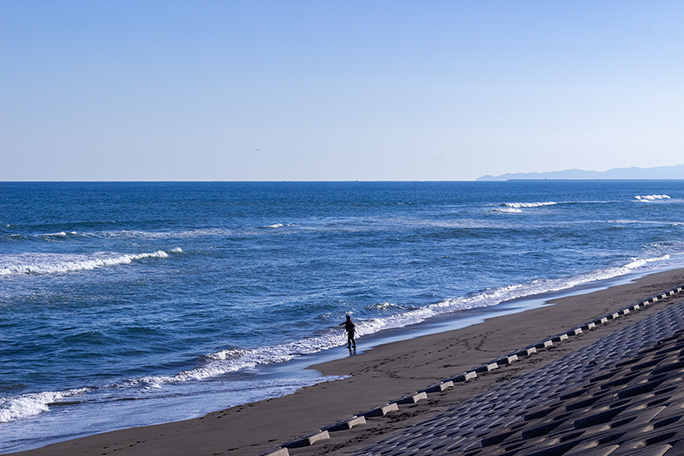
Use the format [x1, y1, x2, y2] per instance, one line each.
[340, 315, 356, 352]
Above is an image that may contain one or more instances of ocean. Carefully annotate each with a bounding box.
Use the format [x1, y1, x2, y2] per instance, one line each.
[1, 180, 683, 453]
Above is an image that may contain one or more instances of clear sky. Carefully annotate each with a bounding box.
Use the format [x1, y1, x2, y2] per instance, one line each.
[1, 0, 683, 181]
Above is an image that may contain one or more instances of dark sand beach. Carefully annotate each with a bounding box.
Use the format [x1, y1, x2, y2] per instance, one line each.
[10, 268, 684, 456]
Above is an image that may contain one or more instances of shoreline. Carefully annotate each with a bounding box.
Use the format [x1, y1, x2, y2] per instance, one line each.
[8, 267, 684, 456]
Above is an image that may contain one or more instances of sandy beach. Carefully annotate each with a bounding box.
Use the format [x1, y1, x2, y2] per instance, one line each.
[9, 268, 684, 456]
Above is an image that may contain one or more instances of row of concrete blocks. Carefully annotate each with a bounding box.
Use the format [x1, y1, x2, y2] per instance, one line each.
[261, 394, 434, 454]
[364, 304, 684, 455]
[570, 285, 684, 336]
[463, 332, 684, 455]
[633, 286, 684, 309]
[439, 285, 684, 393]
[358, 311, 684, 456]
[355, 307, 684, 455]
[277, 413, 370, 451]
[261, 345, 554, 453]
[260, 339, 571, 453]
[358, 330, 682, 453]
[259, 285, 684, 456]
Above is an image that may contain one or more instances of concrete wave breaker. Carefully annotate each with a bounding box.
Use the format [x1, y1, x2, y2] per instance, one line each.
[355, 300, 684, 456]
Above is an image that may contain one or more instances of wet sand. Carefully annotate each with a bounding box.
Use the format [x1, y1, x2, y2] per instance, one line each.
[9, 268, 684, 456]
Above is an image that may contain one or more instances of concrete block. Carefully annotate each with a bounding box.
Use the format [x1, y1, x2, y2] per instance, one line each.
[421, 381, 454, 393]
[552, 334, 569, 342]
[581, 322, 597, 330]
[535, 340, 554, 349]
[593, 317, 609, 325]
[613, 438, 672, 456]
[630, 304, 641, 311]
[619, 308, 631, 316]
[566, 328, 583, 336]
[514, 347, 537, 357]
[606, 312, 620, 320]
[496, 354, 519, 365]
[650, 297, 659, 303]
[481, 429, 517, 447]
[362, 403, 399, 417]
[260, 448, 289, 456]
[323, 415, 366, 432]
[475, 362, 499, 373]
[449, 371, 478, 382]
[283, 430, 330, 448]
[394, 392, 428, 405]
[566, 443, 620, 456]
[464, 370, 478, 381]
[573, 405, 629, 429]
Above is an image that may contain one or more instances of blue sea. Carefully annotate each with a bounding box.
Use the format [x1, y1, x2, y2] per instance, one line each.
[1, 181, 684, 453]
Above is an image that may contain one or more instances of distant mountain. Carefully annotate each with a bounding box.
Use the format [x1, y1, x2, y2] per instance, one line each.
[477, 164, 684, 181]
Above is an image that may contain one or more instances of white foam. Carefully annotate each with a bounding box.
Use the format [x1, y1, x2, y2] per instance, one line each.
[503, 202, 557, 208]
[367, 302, 406, 311]
[0, 388, 90, 423]
[129, 334, 349, 390]
[41, 231, 78, 239]
[263, 223, 297, 230]
[118, 254, 674, 391]
[99, 229, 231, 239]
[635, 194, 671, 201]
[0, 248, 183, 276]
[493, 208, 523, 214]
[624, 254, 670, 269]
[1, 253, 674, 423]
[355, 254, 674, 338]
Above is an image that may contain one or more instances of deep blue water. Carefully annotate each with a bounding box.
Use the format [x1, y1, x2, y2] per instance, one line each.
[1, 181, 683, 452]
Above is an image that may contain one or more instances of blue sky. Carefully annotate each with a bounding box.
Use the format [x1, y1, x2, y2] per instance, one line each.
[1, 0, 683, 181]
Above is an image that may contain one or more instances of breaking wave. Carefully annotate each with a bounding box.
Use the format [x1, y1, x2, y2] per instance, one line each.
[635, 194, 671, 202]
[493, 208, 523, 214]
[0, 248, 183, 276]
[40, 231, 78, 239]
[0, 388, 91, 423]
[261, 223, 296, 229]
[99, 229, 232, 239]
[114, 254, 674, 391]
[0, 252, 675, 423]
[502, 202, 558, 208]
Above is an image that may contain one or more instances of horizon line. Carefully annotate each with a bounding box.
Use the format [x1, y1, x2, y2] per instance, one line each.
[2, 178, 684, 184]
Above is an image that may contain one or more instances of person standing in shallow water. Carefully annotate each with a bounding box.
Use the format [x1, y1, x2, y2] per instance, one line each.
[340, 315, 356, 352]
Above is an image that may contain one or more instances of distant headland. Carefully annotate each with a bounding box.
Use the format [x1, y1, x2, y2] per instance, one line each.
[477, 164, 684, 181]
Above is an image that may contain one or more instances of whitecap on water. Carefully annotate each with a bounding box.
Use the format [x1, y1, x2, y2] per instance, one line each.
[635, 194, 671, 201]
[0, 388, 91, 423]
[0, 248, 183, 276]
